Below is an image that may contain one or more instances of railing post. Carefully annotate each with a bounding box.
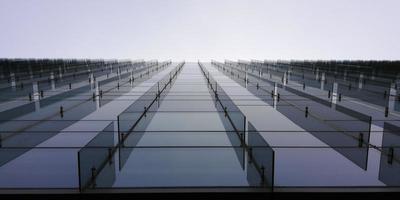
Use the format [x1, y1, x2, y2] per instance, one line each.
[388, 147, 394, 164]
[305, 106, 309, 118]
[385, 106, 389, 117]
[224, 106, 227, 117]
[248, 148, 253, 163]
[91, 166, 97, 188]
[108, 148, 113, 165]
[121, 133, 125, 147]
[60, 106, 64, 118]
[260, 165, 265, 185]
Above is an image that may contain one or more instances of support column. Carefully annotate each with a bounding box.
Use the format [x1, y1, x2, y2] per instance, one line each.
[130, 71, 134, 86]
[331, 82, 338, 107]
[320, 72, 325, 90]
[282, 72, 287, 86]
[95, 81, 100, 110]
[50, 72, 55, 91]
[90, 73, 95, 90]
[273, 82, 278, 109]
[10, 73, 16, 89]
[32, 81, 40, 111]
[118, 67, 121, 80]
[32, 82, 39, 101]
[58, 66, 63, 79]
[388, 82, 398, 113]
[358, 73, 364, 89]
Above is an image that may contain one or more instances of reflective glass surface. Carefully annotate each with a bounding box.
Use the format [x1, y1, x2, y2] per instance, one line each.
[0, 59, 399, 193]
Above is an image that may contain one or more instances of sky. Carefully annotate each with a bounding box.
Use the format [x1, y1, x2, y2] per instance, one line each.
[0, 0, 399, 61]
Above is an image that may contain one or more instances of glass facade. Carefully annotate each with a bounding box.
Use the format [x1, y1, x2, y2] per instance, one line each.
[0, 59, 399, 193]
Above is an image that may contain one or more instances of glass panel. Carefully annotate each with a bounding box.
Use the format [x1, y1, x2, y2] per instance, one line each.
[0, 102, 36, 123]
[285, 86, 332, 107]
[118, 64, 181, 169]
[379, 122, 400, 186]
[276, 104, 370, 169]
[114, 147, 249, 188]
[247, 122, 274, 188]
[78, 122, 115, 191]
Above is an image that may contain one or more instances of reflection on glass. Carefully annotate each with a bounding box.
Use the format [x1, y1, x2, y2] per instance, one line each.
[78, 122, 115, 191]
[247, 122, 274, 189]
[379, 122, 400, 186]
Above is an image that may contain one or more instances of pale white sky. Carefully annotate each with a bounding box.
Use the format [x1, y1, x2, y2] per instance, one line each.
[0, 0, 399, 61]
